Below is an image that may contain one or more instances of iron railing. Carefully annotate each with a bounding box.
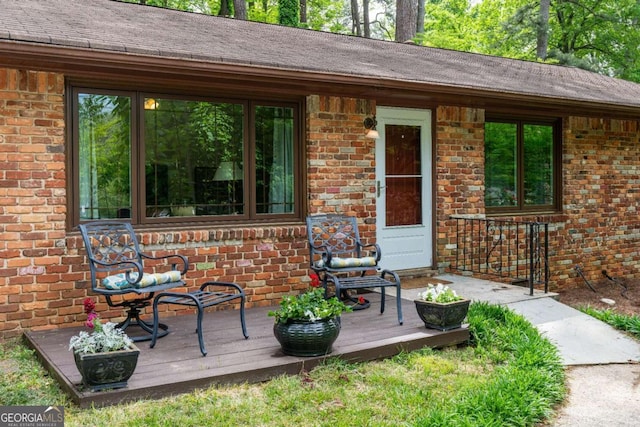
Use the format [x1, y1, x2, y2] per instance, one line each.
[450, 216, 549, 295]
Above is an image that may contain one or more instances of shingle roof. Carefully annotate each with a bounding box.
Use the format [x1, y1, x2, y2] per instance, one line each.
[2, 0, 640, 114]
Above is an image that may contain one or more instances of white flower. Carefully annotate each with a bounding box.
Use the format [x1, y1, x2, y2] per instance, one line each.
[417, 284, 462, 303]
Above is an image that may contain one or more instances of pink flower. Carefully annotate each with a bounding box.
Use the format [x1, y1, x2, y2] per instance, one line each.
[85, 312, 98, 329]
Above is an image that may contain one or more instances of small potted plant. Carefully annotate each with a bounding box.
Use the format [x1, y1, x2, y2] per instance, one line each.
[414, 283, 470, 331]
[269, 273, 352, 356]
[69, 298, 140, 391]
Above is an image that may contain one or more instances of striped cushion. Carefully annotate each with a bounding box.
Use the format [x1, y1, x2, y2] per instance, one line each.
[101, 271, 182, 290]
[315, 256, 377, 269]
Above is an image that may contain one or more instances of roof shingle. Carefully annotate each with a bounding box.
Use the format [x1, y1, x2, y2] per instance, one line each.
[2, 0, 640, 113]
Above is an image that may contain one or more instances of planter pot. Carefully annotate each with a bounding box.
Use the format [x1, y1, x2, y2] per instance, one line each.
[414, 299, 471, 331]
[273, 317, 341, 357]
[73, 344, 140, 392]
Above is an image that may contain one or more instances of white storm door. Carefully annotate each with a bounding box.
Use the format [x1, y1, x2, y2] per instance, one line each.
[375, 107, 432, 271]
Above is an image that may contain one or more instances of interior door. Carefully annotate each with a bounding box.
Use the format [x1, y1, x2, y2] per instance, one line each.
[375, 107, 432, 271]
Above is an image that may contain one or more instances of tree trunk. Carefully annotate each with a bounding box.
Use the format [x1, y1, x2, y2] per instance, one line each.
[396, 0, 417, 42]
[537, 0, 550, 60]
[300, 0, 307, 25]
[363, 0, 371, 38]
[351, 0, 362, 36]
[234, 0, 247, 20]
[416, 0, 425, 35]
[219, 0, 230, 16]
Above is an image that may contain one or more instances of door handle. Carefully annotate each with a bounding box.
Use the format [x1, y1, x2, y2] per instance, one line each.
[377, 180, 385, 197]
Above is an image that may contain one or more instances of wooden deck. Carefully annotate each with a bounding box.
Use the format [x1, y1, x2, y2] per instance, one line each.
[24, 291, 469, 408]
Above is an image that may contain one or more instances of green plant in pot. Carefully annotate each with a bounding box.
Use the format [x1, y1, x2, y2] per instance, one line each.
[414, 283, 470, 331]
[69, 298, 139, 392]
[269, 273, 352, 356]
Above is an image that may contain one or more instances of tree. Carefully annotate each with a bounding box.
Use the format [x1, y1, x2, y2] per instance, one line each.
[536, 0, 550, 60]
[416, 0, 425, 35]
[363, 0, 371, 37]
[234, 0, 247, 19]
[396, 0, 418, 41]
[300, 0, 307, 25]
[351, 0, 362, 36]
[279, 0, 300, 26]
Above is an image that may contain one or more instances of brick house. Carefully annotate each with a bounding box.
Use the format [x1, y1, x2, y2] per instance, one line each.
[2, 0, 640, 339]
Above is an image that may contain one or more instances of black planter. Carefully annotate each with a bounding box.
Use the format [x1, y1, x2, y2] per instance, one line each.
[73, 344, 140, 392]
[273, 317, 341, 357]
[414, 299, 470, 331]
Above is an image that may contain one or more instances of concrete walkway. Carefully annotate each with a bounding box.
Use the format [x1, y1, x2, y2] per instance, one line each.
[396, 273, 640, 426]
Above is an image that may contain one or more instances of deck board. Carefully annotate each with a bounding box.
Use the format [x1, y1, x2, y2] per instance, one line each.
[24, 292, 469, 408]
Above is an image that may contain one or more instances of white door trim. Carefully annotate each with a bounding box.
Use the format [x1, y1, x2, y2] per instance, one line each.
[375, 106, 432, 271]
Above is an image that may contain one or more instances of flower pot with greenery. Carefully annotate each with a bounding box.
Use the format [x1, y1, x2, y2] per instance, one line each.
[269, 273, 352, 356]
[414, 284, 470, 331]
[69, 298, 140, 392]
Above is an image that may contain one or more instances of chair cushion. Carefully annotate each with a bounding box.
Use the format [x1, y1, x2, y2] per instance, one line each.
[101, 271, 182, 290]
[315, 256, 377, 269]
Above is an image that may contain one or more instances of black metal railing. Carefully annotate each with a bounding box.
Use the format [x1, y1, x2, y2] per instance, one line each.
[450, 216, 549, 295]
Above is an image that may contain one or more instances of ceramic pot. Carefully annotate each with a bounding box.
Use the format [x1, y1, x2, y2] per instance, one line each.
[273, 317, 341, 357]
[414, 299, 470, 331]
[73, 344, 140, 392]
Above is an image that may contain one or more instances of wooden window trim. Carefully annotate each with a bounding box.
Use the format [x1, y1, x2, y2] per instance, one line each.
[485, 116, 562, 216]
[67, 83, 305, 229]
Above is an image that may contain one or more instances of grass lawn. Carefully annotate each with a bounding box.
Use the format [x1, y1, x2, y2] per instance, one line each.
[0, 302, 565, 426]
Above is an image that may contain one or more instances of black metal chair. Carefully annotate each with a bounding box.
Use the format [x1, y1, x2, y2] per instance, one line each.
[306, 214, 403, 324]
[78, 221, 188, 342]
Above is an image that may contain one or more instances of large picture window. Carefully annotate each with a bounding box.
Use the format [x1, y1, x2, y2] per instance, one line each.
[71, 87, 300, 226]
[484, 118, 561, 213]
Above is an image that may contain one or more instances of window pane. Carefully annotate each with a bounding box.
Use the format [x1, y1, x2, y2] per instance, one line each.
[255, 106, 295, 214]
[524, 124, 554, 206]
[144, 99, 244, 217]
[385, 124, 422, 226]
[485, 122, 517, 207]
[78, 94, 131, 220]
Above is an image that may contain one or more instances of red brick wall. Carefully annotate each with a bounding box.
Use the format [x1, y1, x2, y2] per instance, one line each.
[435, 106, 486, 271]
[558, 117, 640, 287]
[434, 106, 640, 291]
[4, 66, 640, 339]
[0, 73, 379, 339]
[0, 69, 66, 339]
[306, 95, 378, 242]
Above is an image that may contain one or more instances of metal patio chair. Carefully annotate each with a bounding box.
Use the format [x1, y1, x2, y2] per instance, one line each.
[306, 214, 403, 324]
[78, 221, 188, 342]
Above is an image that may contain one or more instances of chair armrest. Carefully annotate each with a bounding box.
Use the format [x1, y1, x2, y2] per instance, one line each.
[141, 253, 189, 275]
[359, 243, 382, 262]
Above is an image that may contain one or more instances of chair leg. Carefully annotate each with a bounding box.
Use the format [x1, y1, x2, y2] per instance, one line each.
[194, 298, 207, 357]
[381, 270, 403, 325]
[150, 297, 162, 349]
[239, 295, 249, 339]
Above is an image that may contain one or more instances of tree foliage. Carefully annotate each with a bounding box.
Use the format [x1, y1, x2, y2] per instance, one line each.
[278, 0, 300, 26]
[420, 0, 640, 82]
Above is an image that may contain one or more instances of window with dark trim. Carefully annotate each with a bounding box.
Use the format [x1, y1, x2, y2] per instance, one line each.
[484, 117, 561, 214]
[70, 87, 301, 226]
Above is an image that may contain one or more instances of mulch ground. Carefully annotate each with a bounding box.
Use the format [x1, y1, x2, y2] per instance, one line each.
[556, 274, 640, 317]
